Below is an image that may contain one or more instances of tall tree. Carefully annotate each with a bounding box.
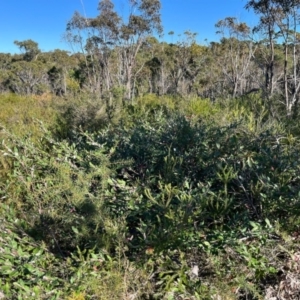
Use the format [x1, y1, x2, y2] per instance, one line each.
[246, 0, 300, 115]
[118, 0, 162, 100]
[0, 54, 12, 93]
[9, 61, 48, 95]
[45, 50, 78, 95]
[215, 17, 255, 97]
[246, 0, 279, 97]
[66, 0, 162, 100]
[14, 39, 41, 62]
[274, 0, 300, 115]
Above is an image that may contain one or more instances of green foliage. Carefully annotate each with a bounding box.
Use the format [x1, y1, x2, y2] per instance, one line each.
[2, 92, 300, 298]
[14, 39, 41, 62]
[0, 203, 153, 299]
[56, 88, 133, 137]
[0, 93, 56, 136]
[8, 60, 49, 95]
[54, 92, 122, 138]
[98, 108, 300, 227]
[0, 204, 64, 299]
[184, 97, 221, 118]
[0, 125, 117, 254]
[0, 93, 57, 183]
[3, 0, 300, 296]
[137, 94, 176, 111]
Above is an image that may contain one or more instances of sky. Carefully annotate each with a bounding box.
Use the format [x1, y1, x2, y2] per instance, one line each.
[0, 0, 259, 54]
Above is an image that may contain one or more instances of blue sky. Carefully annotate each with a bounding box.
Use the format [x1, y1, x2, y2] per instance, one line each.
[0, 0, 258, 54]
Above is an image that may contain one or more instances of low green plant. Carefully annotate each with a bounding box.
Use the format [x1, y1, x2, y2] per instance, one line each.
[2, 92, 300, 298]
[137, 94, 176, 111]
[0, 204, 65, 299]
[0, 124, 119, 255]
[0, 93, 56, 138]
[184, 97, 221, 119]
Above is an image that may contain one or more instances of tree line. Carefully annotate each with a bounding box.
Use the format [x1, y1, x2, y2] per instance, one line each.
[1, 0, 300, 115]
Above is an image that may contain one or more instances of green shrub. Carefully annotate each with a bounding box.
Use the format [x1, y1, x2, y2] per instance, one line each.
[184, 97, 221, 119]
[78, 110, 300, 257]
[136, 94, 177, 111]
[0, 125, 119, 255]
[0, 203, 153, 300]
[2, 94, 300, 298]
[54, 92, 123, 139]
[0, 93, 56, 138]
[0, 204, 65, 299]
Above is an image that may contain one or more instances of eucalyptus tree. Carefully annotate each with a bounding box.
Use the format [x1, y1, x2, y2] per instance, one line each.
[14, 39, 41, 62]
[158, 31, 208, 96]
[66, 0, 162, 100]
[118, 0, 162, 100]
[215, 17, 256, 98]
[167, 32, 195, 95]
[85, 0, 121, 95]
[8, 61, 49, 95]
[0, 54, 12, 92]
[9, 40, 48, 95]
[40, 50, 78, 95]
[246, 0, 278, 97]
[273, 0, 300, 115]
[246, 0, 300, 115]
[66, 10, 105, 94]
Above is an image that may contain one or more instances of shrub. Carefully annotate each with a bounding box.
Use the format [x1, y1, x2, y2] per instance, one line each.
[184, 97, 221, 119]
[0, 93, 56, 138]
[54, 91, 123, 139]
[2, 94, 300, 299]
[0, 125, 119, 255]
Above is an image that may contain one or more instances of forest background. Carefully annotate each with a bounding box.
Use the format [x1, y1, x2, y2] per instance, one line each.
[2, 0, 300, 299]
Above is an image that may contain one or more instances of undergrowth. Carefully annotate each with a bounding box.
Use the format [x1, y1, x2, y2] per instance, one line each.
[1, 93, 300, 299]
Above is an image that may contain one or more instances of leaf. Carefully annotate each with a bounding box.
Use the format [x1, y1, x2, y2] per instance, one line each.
[247, 157, 252, 167]
[107, 178, 114, 186]
[184, 181, 189, 189]
[13, 281, 31, 293]
[265, 218, 272, 228]
[203, 241, 210, 247]
[32, 249, 43, 256]
[71, 226, 79, 234]
[249, 221, 259, 231]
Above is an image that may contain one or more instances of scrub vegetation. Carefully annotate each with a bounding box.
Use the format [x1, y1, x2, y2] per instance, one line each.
[1, 0, 300, 299]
